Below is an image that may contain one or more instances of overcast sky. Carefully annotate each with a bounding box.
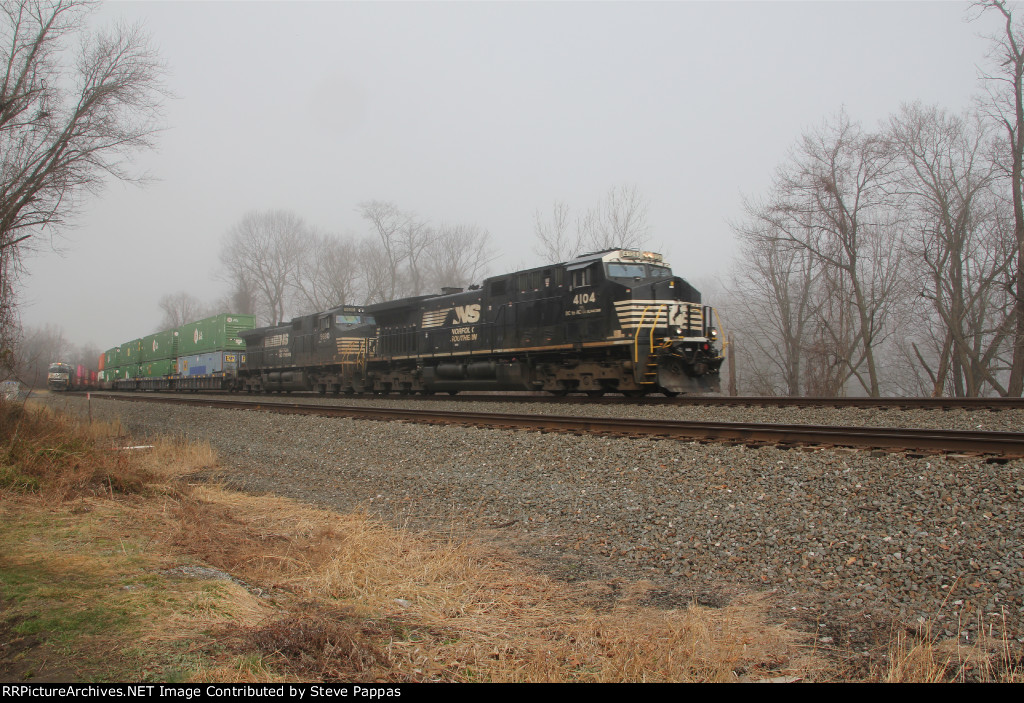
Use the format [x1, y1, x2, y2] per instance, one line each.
[18, 0, 1004, 349]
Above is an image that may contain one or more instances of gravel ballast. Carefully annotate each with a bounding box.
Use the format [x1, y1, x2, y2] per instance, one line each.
[46, 394, 1024, 659]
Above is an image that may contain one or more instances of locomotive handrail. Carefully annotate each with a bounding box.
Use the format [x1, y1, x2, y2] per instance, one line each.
[633, 305, 653, 364]
[712, 307, 729, 353]
[649, 303, 666, 351]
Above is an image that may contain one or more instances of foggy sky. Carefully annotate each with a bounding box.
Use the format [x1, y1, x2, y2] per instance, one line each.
[19, 0, 997, 349]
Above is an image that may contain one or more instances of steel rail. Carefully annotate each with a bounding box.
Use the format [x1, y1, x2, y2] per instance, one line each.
[76, 390, 1024, 410]
[92, 393, 1024, 456]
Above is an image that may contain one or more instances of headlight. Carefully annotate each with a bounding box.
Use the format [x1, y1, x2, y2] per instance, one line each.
[709, 328, 718, 340]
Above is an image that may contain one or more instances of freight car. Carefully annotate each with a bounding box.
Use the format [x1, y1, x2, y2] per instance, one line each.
[237, 249, 723, 396]
[100, 314, 256, 391]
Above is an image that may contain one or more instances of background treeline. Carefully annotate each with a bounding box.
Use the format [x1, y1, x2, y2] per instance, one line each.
[12, 182, 646, 387]
[723, 105, 1015, 397]
[171, 201, 493, 329]
[720, 2, 1024, 398]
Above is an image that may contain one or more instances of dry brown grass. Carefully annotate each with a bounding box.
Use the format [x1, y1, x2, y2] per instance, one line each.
[883, 622, 1024, 683]
[0, 400, 144, 501]
[149, 484, 812, 682]
[18, 398, 1020, 682]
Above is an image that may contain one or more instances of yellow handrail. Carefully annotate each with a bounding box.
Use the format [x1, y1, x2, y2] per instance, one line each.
[650, 304, 666, 350]
[633, 305, 652, 363]
[713, 308, 729, 351]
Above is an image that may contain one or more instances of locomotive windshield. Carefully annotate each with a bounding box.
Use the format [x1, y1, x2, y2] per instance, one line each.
[336, 314, 375, 326]
[605, 263, 673, 280]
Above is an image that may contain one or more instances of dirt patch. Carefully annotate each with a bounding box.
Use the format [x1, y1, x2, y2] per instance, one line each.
[0, 610, 77, 683]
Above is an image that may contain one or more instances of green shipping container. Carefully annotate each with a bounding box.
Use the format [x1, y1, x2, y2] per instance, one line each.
[178, 314, 255, 355]
[122, 339, 142, 365]
[140, 359, 175, 378]
[140, 329, 179, 362]
[103, 347, 121, 370]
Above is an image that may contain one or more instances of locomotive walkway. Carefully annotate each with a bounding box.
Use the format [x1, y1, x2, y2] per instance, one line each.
[92, 392, 1024, 457]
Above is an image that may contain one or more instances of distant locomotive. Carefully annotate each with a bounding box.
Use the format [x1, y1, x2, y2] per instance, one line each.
[239, 249, 723, 396]
[46, 362, 73, 391]
[46, 362, 97, 391]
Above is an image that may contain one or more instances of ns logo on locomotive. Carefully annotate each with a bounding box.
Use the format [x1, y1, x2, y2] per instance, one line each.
[240, 249, 723, 397]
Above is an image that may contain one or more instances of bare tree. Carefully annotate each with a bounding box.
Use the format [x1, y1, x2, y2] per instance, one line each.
[219, 210, 311, 325]
[356, 236, 394, 305]
[0, 0, 166, 362]
[290, 231, 360, 313]
[11, 323, 68, 387]
[577, 184, 651, 253]
[400, 215, 435, 297]
[357, 200, 469, 298]
[157, 290, 206, 329]
[890, 103, 1013, 396]
[533, 200, 576, 264]
[0, 251, 16, 371]
[730, 207, 821, 396]
[531, 185, 652, 263]
[424, 223, 493, 290]
[771, 112, 904, 397]
[357, 201, 410, 301]
[975, 0, 1024, 394]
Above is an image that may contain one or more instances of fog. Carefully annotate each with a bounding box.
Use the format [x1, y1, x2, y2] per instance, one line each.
[18, 1, 995, 349]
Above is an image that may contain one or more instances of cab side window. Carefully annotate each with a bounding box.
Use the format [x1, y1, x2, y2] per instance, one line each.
[571, 267, 592, 289]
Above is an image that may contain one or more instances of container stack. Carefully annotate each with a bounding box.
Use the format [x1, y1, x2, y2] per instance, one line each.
[99, 314, 255, 389]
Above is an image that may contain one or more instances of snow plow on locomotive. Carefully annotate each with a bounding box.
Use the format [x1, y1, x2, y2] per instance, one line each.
[238, 249, 723, 396]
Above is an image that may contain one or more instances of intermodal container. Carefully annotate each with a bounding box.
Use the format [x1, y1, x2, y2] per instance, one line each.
[122, 339, 142, 366]
[140, 329, 179, 362]
[140, 359, 175, 378]
[176, 351, 245, 377]
[103, 347, 121, 370]
[178, 314, 255, 355]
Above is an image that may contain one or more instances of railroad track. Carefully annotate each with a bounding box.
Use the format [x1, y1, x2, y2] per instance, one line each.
[91, 392, 1024, 457]
[75, 390, 1024, 410]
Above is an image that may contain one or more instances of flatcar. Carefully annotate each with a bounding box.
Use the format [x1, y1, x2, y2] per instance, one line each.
[238, 249, 723, 396]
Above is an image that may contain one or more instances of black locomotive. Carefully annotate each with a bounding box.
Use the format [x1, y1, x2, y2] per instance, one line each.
[239, 249, 723, 396]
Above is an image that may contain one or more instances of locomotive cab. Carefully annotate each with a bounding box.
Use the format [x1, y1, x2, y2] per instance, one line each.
[566, 249, 723, 394]
[240, 306, 377, 394]
[46, 362, 72, 392]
